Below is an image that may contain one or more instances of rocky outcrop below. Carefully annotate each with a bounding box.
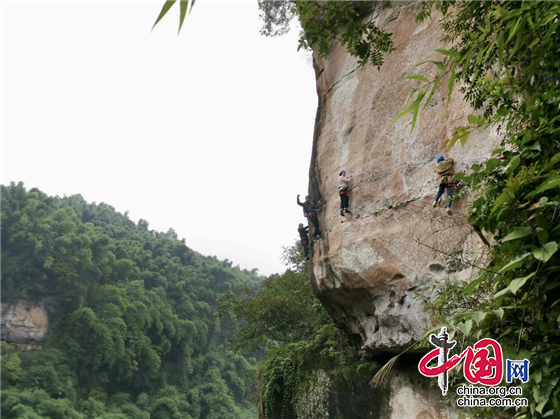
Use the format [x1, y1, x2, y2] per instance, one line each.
[1, 300, 50, 349]
[306, 2, 500, 418]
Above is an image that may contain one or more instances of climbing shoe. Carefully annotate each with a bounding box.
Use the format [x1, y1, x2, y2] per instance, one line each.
[340, 210, 345, 217]
[345, 209, 352, 214]
[446, 208, 452, 215]
[432, 201, 437, 208]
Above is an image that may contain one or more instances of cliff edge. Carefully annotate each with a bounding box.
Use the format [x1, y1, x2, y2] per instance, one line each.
[307, 3, 500, 417]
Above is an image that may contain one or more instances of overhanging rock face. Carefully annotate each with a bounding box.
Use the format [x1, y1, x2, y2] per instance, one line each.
[309, 3, 499, 357]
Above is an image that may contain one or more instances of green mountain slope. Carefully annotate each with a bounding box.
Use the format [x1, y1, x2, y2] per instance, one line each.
[1, 182, 262, 419]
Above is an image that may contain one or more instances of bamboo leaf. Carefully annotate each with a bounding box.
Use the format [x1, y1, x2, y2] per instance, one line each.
[446, 68, 455, 107]
[435, 48, 460, 58]
[394, 99, 418, 123]
[424, 74, 443, 108]
[153, 0, 177, 30]
[394, 90, 426, 131]
[495, 6, 510, 19]
[447, 135, 459, 151]
[459, 129, 470, 147]
[475, 47, 485, 67]
[405, 75, 430, 82]
[411, 90, 426, 130]
[415, 60, 448, 71]
[179, 0, 188, 33]
[507, 17, 522, 43]
[432, 61, 447, 72]
[497, 31, 504, 68]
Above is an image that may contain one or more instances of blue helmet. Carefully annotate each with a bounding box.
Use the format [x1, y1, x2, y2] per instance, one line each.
[305, 195, 310, 199]
[339, 169, 345, 176]
[436, 156, 445, 163]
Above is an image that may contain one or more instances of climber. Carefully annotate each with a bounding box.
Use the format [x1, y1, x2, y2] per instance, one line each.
[433, 156, 455, 215]
[297, 194, 322, 238]
[338, 169, 352, 216]
[298, 223, 310, 259]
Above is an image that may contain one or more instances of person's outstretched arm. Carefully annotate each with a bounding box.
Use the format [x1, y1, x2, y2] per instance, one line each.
[297, 195, 303, 206]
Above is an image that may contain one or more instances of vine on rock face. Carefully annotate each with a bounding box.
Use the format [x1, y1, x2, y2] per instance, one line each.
[399, 2, 560, 417]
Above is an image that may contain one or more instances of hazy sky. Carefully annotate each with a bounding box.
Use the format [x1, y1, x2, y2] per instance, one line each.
[2, 0, 317, 275]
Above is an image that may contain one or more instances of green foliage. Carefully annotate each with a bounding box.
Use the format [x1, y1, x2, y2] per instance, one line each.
[292, 1, 394, 68]
[1, 343, 22, 387]
[152, 0, 196, 33]
[220, 245, 377, 419]
[217, 255, 327, 352]
[403, 2, 560, 417]
[1, 182, 261, 418]
[155, 0, 394, 68]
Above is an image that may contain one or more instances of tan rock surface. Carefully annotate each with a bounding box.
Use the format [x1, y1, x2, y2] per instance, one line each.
[308, 3, 500, 354]
[1, 300, 49, 346]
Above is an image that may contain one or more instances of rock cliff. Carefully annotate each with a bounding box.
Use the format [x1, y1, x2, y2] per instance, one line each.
[307, 2, 500, 417]
[1, 300, 50, 349]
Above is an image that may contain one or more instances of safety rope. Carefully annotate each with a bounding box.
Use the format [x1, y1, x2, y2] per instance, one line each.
[309, 159, 491, 281]
[316, 157, 486, 207]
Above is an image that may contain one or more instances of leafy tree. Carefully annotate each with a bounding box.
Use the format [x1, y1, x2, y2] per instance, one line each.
[219, 245, 377, 418]
[1, 343, 22, 387]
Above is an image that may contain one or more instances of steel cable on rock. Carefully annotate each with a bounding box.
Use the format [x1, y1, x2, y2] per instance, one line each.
[316, 157, 486, 209]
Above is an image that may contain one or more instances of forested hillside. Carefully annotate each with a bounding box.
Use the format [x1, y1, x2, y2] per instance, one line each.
[1, 182, 262, 418]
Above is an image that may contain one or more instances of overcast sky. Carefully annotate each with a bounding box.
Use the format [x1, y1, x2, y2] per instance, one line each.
[2, 0, 317, 276]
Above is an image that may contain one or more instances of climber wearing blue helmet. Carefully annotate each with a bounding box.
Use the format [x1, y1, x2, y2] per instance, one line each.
[338, 169, 352, 216]
[433, 156, 455, 214]
[297, 194, 322, 238]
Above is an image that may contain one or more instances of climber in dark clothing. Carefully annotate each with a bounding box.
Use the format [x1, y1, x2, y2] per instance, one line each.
[298, 223, 310, 259]
[338, 169, 352, 216]
[297, 194, 322, 238]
